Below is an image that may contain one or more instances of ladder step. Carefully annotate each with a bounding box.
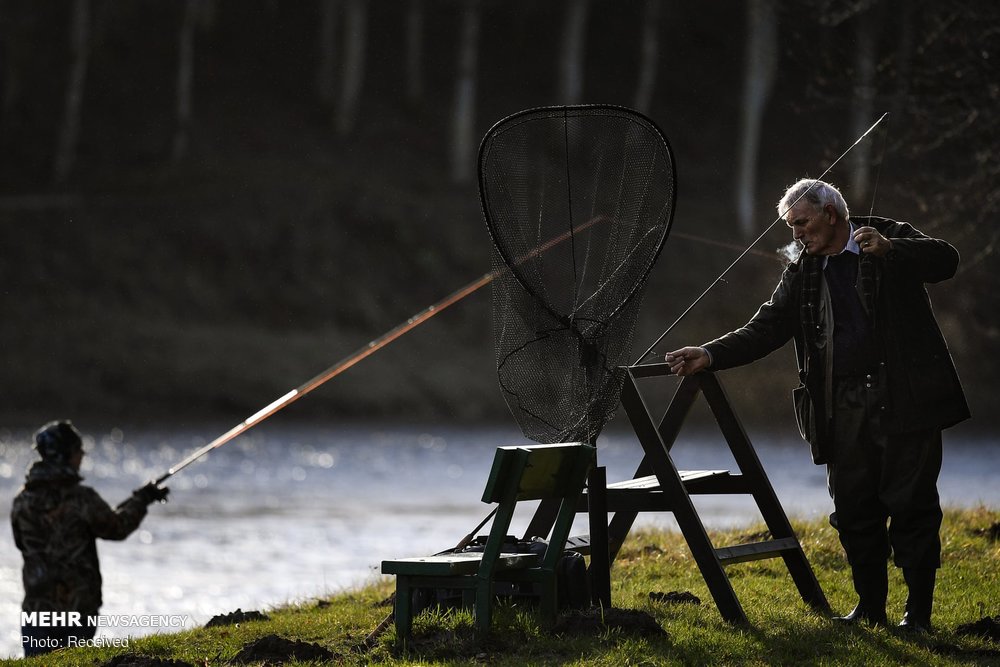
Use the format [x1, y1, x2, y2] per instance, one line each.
[715, 537, 801, 565]
[606, 470, 729, 491]
[563, 534, 592, 554]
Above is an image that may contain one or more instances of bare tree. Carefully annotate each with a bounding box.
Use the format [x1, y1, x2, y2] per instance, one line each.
[336, 0, 367, 137]
[172, 0, 200, 162]
[406, 0, 425, 106]
[198, 0, 218, 29]
[53, 0, 92, 184]
[848, 8, 878, 203]
[559, 0, 590, 104]
[888, 1, 913, 122]
[0, 1, 17, 139]
[451, 0, 481, 184]
[634, 0, 662, 115]
[735, 0, 777, 237]
[316, 0, 339, 106]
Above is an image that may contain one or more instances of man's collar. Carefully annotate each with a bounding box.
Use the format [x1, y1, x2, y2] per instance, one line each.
[841, 221, 860, 255]
[823, 221, 858, 269]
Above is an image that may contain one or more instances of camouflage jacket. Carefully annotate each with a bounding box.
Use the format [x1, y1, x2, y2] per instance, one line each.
[10, 461, 148, 614]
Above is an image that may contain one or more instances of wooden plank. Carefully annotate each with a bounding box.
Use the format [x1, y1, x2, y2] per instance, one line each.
[715, 537, 800, 565]
[627, 362, 674, 379]
[517, 443, 593, 500]
[588, 466, 611, 607]
[382, 552, 539, 577]
[481, 447, 528, 505]
[607, 470, 729, 491]
[563, 535, 592, 553]
[483, 443, 594, 504]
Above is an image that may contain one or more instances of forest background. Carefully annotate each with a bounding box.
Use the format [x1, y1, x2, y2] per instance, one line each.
[1, 0, 996, 437]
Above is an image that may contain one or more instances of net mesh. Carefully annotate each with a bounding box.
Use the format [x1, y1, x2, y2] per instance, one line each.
[478, 105, 676, 444]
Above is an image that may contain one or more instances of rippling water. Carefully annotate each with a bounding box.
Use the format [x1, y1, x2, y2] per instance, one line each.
[0, 422, 995, 657]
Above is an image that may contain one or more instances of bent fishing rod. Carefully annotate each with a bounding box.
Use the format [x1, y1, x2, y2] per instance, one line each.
[633, 112, 889, 366]
[152, 215, 610, 486]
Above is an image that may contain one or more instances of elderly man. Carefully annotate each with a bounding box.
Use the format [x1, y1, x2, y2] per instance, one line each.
[665, 179, 969, 633]
[11, 420, 169, 656]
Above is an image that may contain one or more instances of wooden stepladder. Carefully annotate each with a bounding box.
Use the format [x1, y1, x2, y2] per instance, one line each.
[598, 363, 830, 624]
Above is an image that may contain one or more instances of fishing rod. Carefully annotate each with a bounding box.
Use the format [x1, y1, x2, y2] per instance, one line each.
[633, 112, 889, 366]
[153, 215, 610, 486]
[672, 231, 784, 262]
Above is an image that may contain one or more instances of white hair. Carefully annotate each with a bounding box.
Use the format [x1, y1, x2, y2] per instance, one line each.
[776, 179, 850, 221]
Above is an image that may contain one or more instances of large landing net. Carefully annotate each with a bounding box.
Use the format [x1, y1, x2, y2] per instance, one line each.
[478, 105, 676, 444]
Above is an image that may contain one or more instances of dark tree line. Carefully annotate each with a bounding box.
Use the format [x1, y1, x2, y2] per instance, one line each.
[0, 2, 993, 232]
[0, 1, 675, 189]
[0, 0, 995, 421]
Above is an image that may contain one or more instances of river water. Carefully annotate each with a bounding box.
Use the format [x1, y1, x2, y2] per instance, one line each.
[0, 421, 996, 658]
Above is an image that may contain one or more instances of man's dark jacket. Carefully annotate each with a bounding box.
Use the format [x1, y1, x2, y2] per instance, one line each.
[702, 216, 970, 464]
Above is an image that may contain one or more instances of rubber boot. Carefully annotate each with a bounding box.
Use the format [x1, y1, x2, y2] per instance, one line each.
[898, 567, 936, 634]
[833, 562, 888, 627]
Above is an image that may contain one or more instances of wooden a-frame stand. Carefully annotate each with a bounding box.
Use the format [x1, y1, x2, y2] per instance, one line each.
[526, 363, 830, 625]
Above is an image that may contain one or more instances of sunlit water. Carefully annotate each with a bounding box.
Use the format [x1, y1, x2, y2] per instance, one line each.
[0, 422, 996, 658]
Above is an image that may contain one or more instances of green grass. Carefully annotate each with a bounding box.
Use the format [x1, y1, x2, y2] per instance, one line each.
[6, 507, 998, 666]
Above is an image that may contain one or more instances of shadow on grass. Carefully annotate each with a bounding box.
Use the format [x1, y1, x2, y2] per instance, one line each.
[393, 601, 1000, 667]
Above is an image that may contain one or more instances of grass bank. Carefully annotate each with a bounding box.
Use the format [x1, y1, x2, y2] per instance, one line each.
[8, 507, 999, 666]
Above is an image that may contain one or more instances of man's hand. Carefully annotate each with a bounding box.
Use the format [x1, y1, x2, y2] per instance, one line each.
[133, 482, 170, 505]
[853, 226, 892, 257]
[664, 347, 710, 376]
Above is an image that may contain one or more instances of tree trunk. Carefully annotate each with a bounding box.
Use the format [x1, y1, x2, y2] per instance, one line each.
[316, 0, 338, 106]
[336, 0, 367, 137]
[0, 1, 16, 137]
[53, 0, 91, 184]
[633, 0, 662, 115]
[849, 9, 878, 205]
[405, 0, 425, 106]
[735, 0, 777, 237]
[889, 1, 913, 122]
[91, 0, 112, 47]
[559, 0, 589, 104]
[172, 0, 199, 162]
[450, 0, 481, 184]
[199, 0, 218, 29]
